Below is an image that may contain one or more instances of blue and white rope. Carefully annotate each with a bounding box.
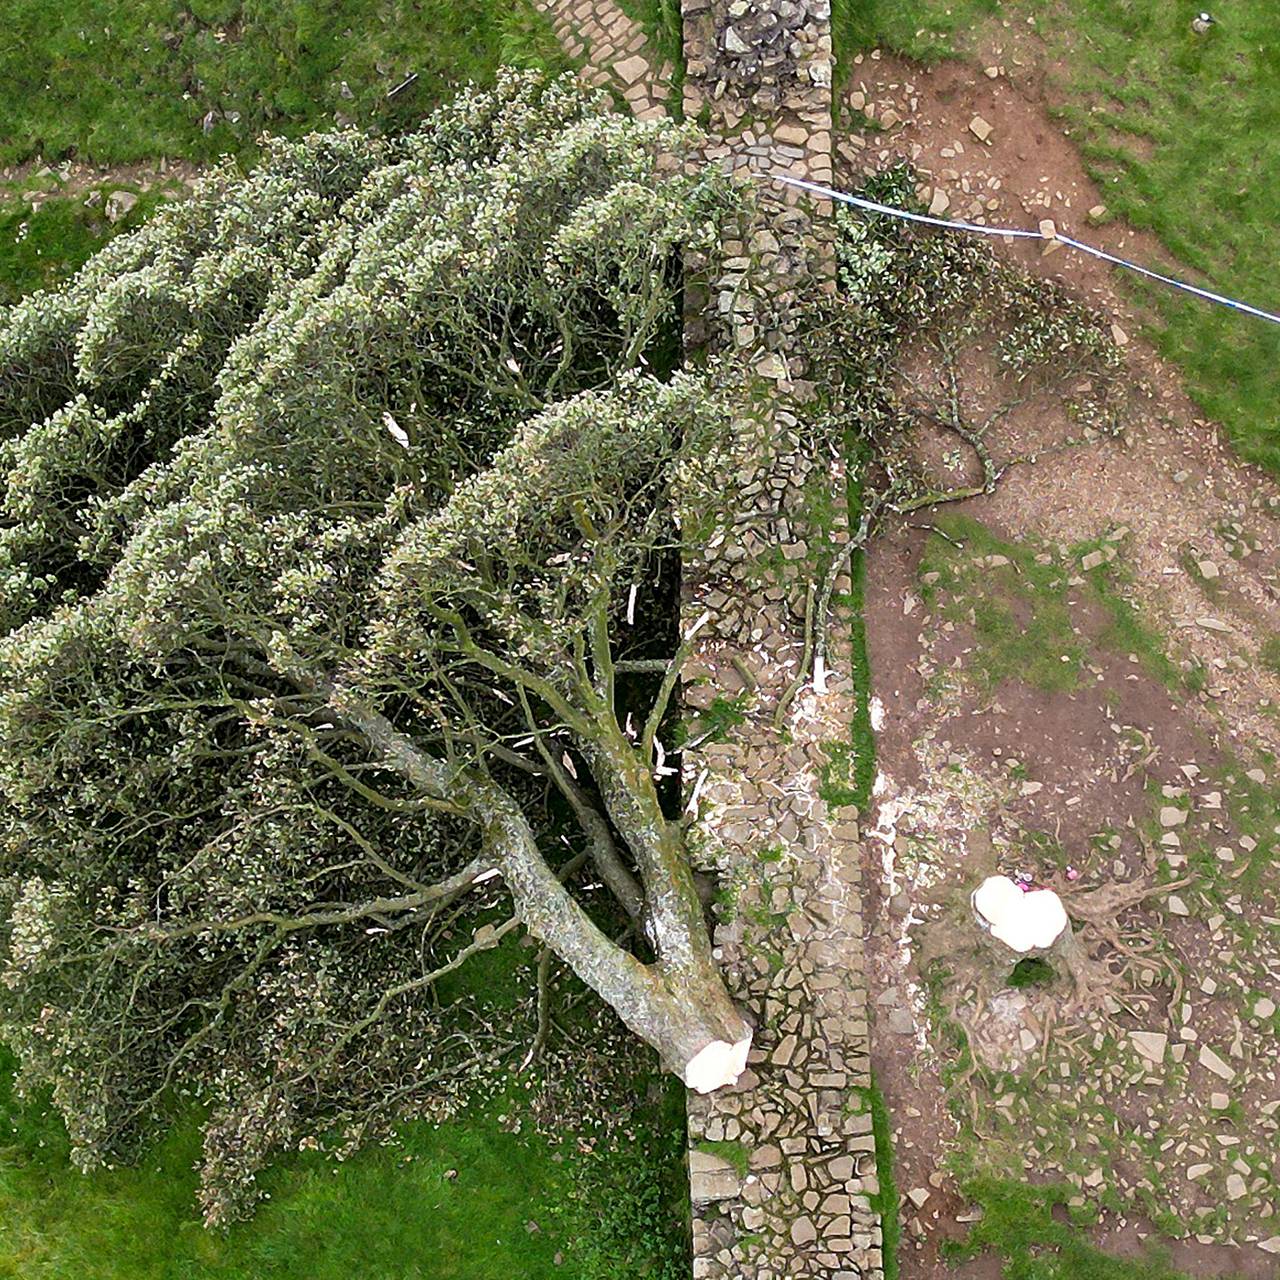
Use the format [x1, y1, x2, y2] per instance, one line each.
[766, 172, 1280, 327]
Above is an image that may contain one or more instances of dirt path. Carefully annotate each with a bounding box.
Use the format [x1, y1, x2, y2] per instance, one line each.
[841, 43, 1280, 1280]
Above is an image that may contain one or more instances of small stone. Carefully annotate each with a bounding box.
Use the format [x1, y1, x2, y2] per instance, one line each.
[1159, 807, 1187, 828]
[723, 26, 749, 53]
[1187, 1163, 1213, 1179]
[1258, 1236, 1280, 1254]
[928, 187, 950, 216]
[907, 1187, 931, 1208]
[1020, 780, 1043, 797]
[1254, 997, 1276, 1019]
[968, 114, 992, 142]
[1198, 560, 1220, 579]
[984, 65, 1000, 78]
[1111, 322, 1129, 346]
[1088, 203, 1108, 220]
[1210, 1092, 1230, 1110]
[104, 190, 139, 222]
[1038, 218, 1057, 239]
[1195, 616, 1230, 633]
[1167, 895, 1189, 916]
[1227, 1173, 1247, 1200]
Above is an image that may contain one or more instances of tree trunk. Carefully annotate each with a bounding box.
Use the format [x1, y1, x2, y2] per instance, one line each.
[330, 687, 752, 1091]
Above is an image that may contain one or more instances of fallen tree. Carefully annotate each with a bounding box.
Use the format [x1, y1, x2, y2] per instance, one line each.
[0, 72, 752, 1223]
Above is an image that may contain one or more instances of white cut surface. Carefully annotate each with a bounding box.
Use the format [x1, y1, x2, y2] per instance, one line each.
[972, 874, 1068, 953]
[683, 1033, 753, 1093]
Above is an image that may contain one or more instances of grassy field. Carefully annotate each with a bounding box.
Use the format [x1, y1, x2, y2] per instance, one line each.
[0, 0, 571, 303]
[834, 0, 1280, 473]
[0, 949, 690, 1280]
[0, 0, 568, 167]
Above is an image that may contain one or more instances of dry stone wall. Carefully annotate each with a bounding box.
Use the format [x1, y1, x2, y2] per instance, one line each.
[679, 4, 884, 1278]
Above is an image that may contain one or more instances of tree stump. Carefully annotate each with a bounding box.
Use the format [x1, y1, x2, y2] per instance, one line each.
[972, 874, 1074, 978]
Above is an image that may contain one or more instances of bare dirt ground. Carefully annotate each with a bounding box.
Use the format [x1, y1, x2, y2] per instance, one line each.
[839, 38, 1280, 1280]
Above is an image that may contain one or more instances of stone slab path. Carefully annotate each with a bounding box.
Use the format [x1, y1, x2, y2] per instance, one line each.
[678, 3, 883, 1278]
[533, 0, 673, 118]
[538, 1, 884, 1273]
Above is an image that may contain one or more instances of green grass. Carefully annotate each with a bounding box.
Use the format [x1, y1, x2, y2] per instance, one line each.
[944, 1178, 1202, 1280]
[692, 1139, 749, 1179]
[862, 1082, 900, 1280]
[832, 0, 1280, 474]
[0, 0, 569, 168]
[1258, 634, 1280, 676]
[0, 1045, 689, 1280]
[919, 515, 1200, 698]
[821, 435, 877, 810]
[0, 929, 690, 1279]
[0, 184, 172, 305]
[918, 515, 1087, 695]
[831, 0, 999, 75]
[0, 0, 572, 301]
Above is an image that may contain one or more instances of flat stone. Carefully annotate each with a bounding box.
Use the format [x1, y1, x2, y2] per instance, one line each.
[1159, 807, 1187, 828]
[791, 1215, 818, 1246]
[1198, 560, 1220, 579]
[1188, 1163, 1213, 1179]
[887, 1007, 915, 1035]
[1227, 1173, 1247, 1200]
[928, 187, 950, 216]
[1254, 996, 1276, 1019]
[968, 114, 992, 142]
[1130, 1031, 1168, 1064]
[1199, 1045, 1237, 1081]
[1258, 1236, 1280, 1254]
[615, 54, 650, 85]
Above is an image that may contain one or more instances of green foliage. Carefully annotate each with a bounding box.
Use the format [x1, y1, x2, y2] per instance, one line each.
[1008, 957, 1055, 989]
[689, 694, 749, 744]
[0, 72, 743, 1226]
[946, 1177, 1199, 1279]
[821, 164, 1122, 519]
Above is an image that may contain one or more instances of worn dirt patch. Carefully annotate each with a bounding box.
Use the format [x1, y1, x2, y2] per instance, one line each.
[844, 40, 1280, 1280]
